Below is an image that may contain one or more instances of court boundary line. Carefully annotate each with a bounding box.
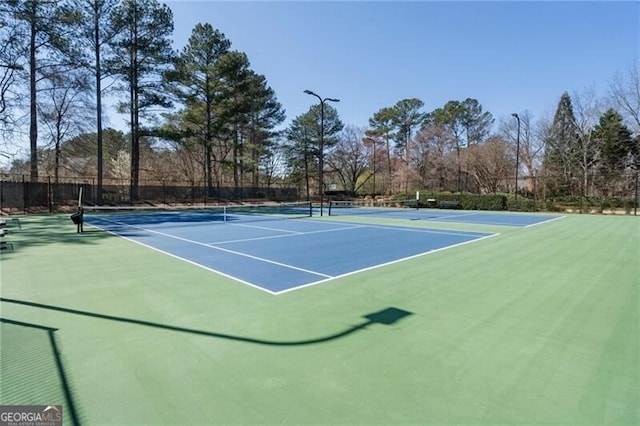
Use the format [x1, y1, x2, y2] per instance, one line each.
[229, 222, 305, 234]
[84, 220, 281, 294]
[523, 215, 566, 228]
[275, 232, 500, 295]
[420, 211, 564, 227]
[333, 221, 491, 238]
[85, 216, 499, 295]
[86, 218, 331, 289]
[211, 224, 367, 245]
[329, 210, 563, 228]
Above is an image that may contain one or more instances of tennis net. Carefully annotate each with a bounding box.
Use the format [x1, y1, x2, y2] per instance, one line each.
[82, 201, 313, 226]
[328, 199, 419, 216]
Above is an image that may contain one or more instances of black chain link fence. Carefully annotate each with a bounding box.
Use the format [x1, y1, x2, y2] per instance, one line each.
[0, 175, 300, 214]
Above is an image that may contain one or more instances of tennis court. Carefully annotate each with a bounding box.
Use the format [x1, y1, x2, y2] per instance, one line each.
[1, 209, 638, 425]
[328, 200, 561, 227]
[82, 204, 495, 293]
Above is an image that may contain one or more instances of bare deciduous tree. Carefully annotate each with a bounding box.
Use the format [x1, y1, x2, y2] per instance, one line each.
[570, 86, 606, 195]
[610, 62, 640, 134]
[463, 137, 512, 194]
[325, 125, 369, 193]
[499, 110, 546, 193]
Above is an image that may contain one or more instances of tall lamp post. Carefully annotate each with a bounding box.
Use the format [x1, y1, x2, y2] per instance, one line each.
[511, 113, 521, 201]
[304, 89, 339, 216]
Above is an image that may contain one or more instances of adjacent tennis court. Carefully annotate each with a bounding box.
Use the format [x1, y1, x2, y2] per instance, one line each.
[328, 200, 561, 227]
[1, 209, 638, 425]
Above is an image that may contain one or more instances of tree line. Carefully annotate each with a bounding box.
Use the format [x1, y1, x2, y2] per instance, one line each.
[1, 0, 638, 205]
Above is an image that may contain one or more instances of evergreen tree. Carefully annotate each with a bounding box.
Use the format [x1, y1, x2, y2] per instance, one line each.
[427, 100, 466, 191]
[391, 98, 426, 157]
[594, 109, 634, 175]
[74, 0, 121, 203]
[163, 22, 231, 190]
[214, 51, 255, 195]
[544, 92, 580, 195]
[390, 98, 426, 193]
[107, 0, 174, 200]
[367, 107, 396, 194]
[284, 112, 316, 199]
[284, 105, 343, 198]
[460, 98, 494, 146]
[243, 74, 285, 187]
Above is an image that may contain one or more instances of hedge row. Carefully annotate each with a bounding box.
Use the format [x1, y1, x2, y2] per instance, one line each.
[396, 192, 507, 211]
[545, 196, 637, 213]
[392, 192, 638, 213]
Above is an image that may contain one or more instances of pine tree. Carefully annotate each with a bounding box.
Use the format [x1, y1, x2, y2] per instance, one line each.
[391, 98, 426, 194]
[427, 100, 466, 191]
[74, 0, 121, 203]
[163, 23, 231, 191]
[284, 105, 343, 199]
[544, 92, 580, 195]
[367, 107, 396, 194]
[460, 98, 494, 146]
[594, 109, 633, 177]
[107, 0, 174, 200]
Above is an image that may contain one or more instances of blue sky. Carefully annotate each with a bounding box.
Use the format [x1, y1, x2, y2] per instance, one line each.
[3, 1, 638, 167]
[158, 0, 639, 130]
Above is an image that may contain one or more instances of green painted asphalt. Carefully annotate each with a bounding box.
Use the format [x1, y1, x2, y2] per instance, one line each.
[0, 213, 638, 425]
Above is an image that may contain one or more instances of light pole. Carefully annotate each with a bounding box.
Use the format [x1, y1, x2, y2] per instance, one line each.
[304, 89, 339, 216]
[512, 113, 521, 201]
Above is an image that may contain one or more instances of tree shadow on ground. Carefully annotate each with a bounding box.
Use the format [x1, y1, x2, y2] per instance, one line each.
[0, 215, 115, 259]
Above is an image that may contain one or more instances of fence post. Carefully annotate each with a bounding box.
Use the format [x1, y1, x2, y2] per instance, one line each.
[48, 176, 52, 213]
[635, 172, 638, 216]
[22, 175, 26, 215]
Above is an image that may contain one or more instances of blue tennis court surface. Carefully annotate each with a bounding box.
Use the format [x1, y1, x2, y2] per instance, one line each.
[328, 207, 562, 227]
[85, 212, 496, 294]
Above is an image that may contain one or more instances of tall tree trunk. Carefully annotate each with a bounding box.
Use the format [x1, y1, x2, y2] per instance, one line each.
[129, 12, 139, 201]
[95, 7, 104, 204]
[233, 123, 239, 198]
[385, 136, 391, 195]
[29, 15, 38, 181]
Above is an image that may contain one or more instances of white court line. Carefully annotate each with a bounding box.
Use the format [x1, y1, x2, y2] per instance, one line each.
[87, 216, 498, 296]
[85, 219, 280, 294]
[91, 217, 332, 279]
[229, 222, 304, 234]
[275, 232, 500, 295]
[425, 212, 565, 228]
[210, 224, 367, 245]
[524, 215, 566, 228]
[348, 222, 490, 238]
[212, 220, 489, 245]
[426, 212, 480, 220]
